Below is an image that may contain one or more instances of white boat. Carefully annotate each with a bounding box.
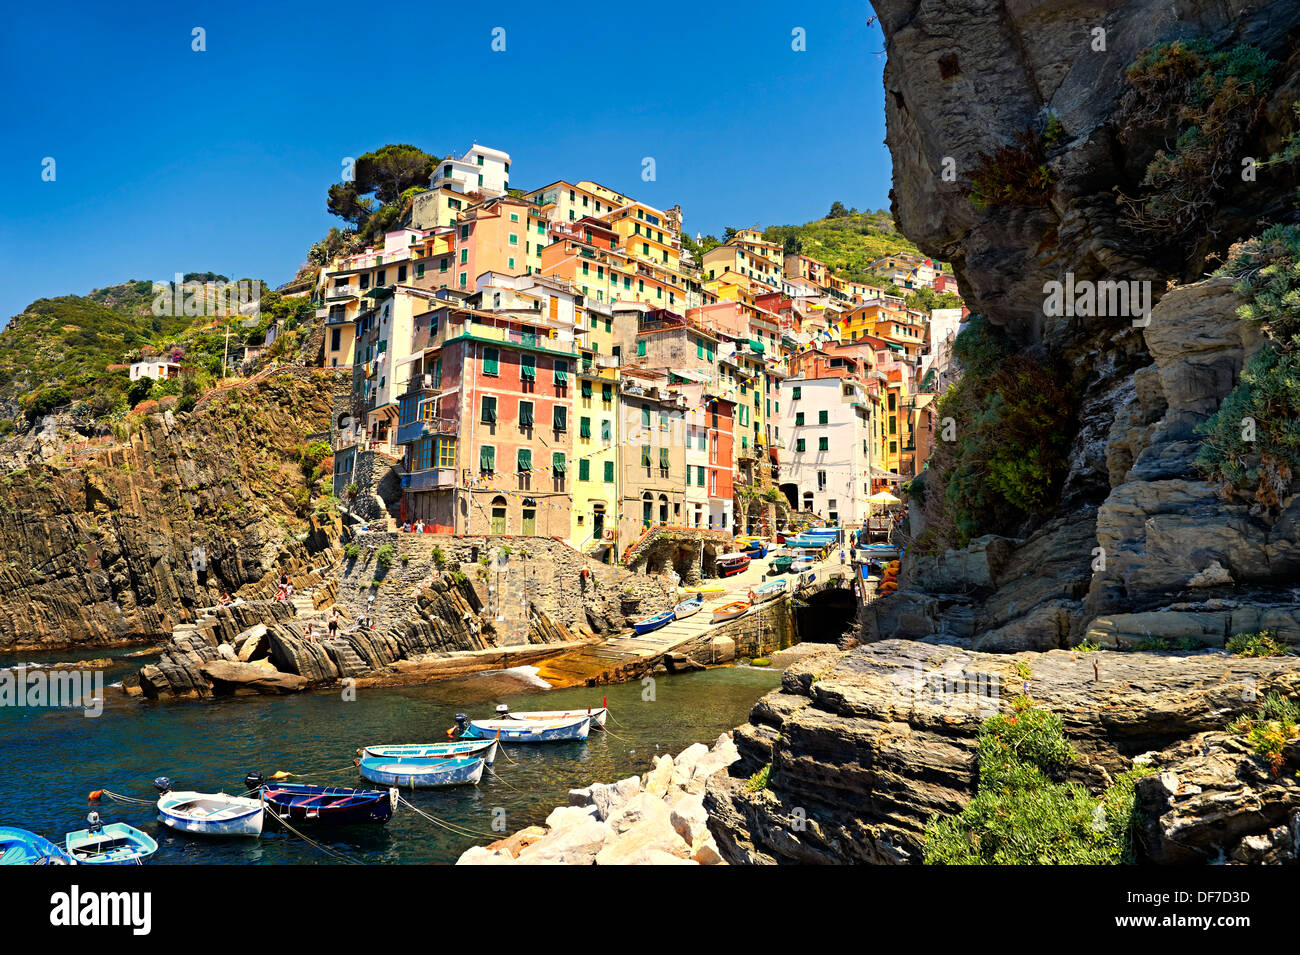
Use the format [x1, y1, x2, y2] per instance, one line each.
[790, 555, 815, 573]
[459, 714, 592, 742]
[156, 790, 264, 838]
[748, 579, 788, 604]
[496, 703, 608, 729]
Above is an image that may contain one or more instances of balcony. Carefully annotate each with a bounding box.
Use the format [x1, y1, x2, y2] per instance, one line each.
[326, 285, 358, 300]
[400, 468, 457, 491]
[395, 415, 458, 447]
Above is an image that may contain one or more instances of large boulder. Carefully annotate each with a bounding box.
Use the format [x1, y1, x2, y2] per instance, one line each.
[200, 660, 309, 695]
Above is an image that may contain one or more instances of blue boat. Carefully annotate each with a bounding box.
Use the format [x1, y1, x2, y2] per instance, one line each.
[740, 540, 770, 558]
[363, 739, 499, 765]
[359, 756, 485, 788]
[65, 816, 158, 865]
[260, 783, 394, 826]
[632, 609, 675, 635]
[456, 713, 591, 743]
[0, 827, 75, 865]
[747, 579, 788, 604]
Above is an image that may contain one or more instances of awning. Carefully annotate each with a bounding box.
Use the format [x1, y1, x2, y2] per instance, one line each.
[871, 467, 903, 481]
[748, 340, 765, 353]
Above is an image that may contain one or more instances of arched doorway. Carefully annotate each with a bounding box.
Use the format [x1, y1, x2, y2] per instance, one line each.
[780, 482, 799, 510]
[490, 495, 507, 535]
[592, 502, 606, 541]
[641, 492, 652, 528]
[658, 494, 668, 525]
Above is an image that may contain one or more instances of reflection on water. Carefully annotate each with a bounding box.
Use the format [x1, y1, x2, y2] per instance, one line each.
[0, 659, 779, 864]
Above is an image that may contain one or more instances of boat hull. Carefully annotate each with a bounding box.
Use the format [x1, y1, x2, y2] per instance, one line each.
[462, 716, 591, 743]
[748, 581, 787, 604]
[157, 792, 264, 838]
[261, 784, 393, 826]
[710, 601, 751, 624]
[504, 708, 608, 729]
[364, 739, 500, 764]
[65, 823, 158, 865]
[359, 756, 485, 788]
[632, 611, 674, 635]
[673, 599, 703, 619]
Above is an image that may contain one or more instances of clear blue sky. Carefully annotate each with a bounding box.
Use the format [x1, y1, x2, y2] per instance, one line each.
[0, 0, 891, 324]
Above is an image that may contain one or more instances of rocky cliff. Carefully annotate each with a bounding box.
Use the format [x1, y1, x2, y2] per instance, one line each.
[0, 369, 339, 650]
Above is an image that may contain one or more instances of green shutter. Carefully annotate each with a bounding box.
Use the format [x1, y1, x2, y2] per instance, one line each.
[521, 356, 536, 381]
[480, 445, 495, 471]
[554, 360, 568, 384]
[482, 396, 496, 423]
[581, 380, 592, 398]
[601, 420, 611, 443]
[637, 340, 647, 356]
[796, 439, 805, 452]
[553, 406, 567, 430]
[696, 466, 705, 487]
[580, 417, 592, 438]
[819, 410, 829, 425]
[602, 383, 612, 402]
[641, 406, 650, 427]
[792, 386, 801, 399]
[659, 448, 669, 470]
[579, 459, 591, 481]
[517, 448, 532, 472]
[483, 348, 499, 375]
[519, 402, 533, 427]
[604, 461, 615, 482]
[819, 437, 829, 450]
[641, 445, 651, 467]
[796, 412, 804, 426]
[552, 452, 566, 473]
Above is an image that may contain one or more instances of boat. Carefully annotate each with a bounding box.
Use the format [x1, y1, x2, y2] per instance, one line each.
[710, 600, 751, 624]
[359, 755, 485, 788]
[65, 815, 158, 865]
[681, 583, 726, 596]
[791, 555, 815, 573]
[363, 739, 500, 764]
[738, 538, 770, 558]
[769, 553, 794, 574]
[803, 527, 841, 540]
[673, 596, 704, 619]
[715, 552, 752, 577]
[748, 579, 787, 604]
[496, 704, 608, 729]
[156, 785, 264, 838]
[260, 783, 394, 826]
[456, 713, 591, 743]
[799, 570, 817, 587]
[0, 827, 75, 865]
[632, 609, 675, 635]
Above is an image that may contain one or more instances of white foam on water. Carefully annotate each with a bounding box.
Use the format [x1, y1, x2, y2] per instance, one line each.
[495, 665, 552, 689]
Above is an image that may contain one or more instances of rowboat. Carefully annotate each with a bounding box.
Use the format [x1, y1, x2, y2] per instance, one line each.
[0, 827, 74, 865]
[738, 538, 770, 558]
[157, 790, 264, 838]
[632, 609, 675, 635]
[673, 596, 704, 619]
[715, 552, 752, 577]
[748, 579, 787, 604]
[791, 555, 815, 573]
[364, 739, 500, 764]
[65, 817, 158, 865]
[457, 714, 592, 743]
[359, 755, 485, 788]
[769, 553, 794, 574]
[711, 600, 750, 624]
[798, 570, 817, 587]
[260, 783, 394, 826]
[496, 705, 608, 729]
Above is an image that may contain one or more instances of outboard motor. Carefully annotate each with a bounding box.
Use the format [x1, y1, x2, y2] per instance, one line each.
[495, 704, 510, 717]
[86, 811, 102, 833]
[244, 770, 264, 793]
[153, 776, 172, 795]
[453, 713, 470, 738]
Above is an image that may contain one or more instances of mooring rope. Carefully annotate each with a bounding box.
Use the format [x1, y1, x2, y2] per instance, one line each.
[264, 808, 363, 864]
[395, 795, 497, 839]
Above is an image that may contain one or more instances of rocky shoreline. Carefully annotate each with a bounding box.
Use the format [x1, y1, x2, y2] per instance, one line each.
[457, 734, 741, 865]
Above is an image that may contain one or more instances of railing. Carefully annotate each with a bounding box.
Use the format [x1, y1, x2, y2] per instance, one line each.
[400, 468, 457, 490]
[326, 285, 358, 299]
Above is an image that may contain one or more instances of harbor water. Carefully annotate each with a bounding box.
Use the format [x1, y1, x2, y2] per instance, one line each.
[0, 649, 779, 863]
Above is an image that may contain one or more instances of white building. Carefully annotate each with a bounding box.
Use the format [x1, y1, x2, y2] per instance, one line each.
[129, 359, 181, 381]
[431, 144, 511, 197]
[779, 375, 873, 526]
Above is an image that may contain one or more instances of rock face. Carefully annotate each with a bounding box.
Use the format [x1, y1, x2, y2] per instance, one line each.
[457, 734, 741, 865]
[705, 639, 1300, 864]
[0, 369, 341, 650]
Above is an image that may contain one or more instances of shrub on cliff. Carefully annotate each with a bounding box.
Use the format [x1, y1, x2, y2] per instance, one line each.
[924, 697, 1150, 864]
[966, 125, 1056, 211]
[375, 544, 395, 570]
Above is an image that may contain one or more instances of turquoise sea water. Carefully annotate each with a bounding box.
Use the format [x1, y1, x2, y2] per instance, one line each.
[0, 650, 778, 864]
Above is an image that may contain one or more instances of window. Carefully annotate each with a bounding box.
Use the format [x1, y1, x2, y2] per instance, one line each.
[696, 466, 705, 487]
[520, 355, 536, 381]
[601, 419, 611, 443]
[579, 458, 591, 481]
[517, 448, 532, 472]
[640, 445, 651, 468]
[637, 340, 647, 357]
[795, 412, 804, 426]
[483, 347, 499, 375]
[792, 386, 801, 400]
[796, 438, 806, 452]
[552, 452, 566, 475]
[480, 445, 495, 472]
[819, 410, 829, 425]
[416, 264, 425, 278]
[604, 461, 615, 482]
[460, 248, 468, 264]
[553, 406, 567, 431]
[817, 471, 827, 491]
[481, 396, 497, 423]
[397, 265, 407, 283]
[601, 383, 612, 404]
[641, 405, 651, 428]
[554, 360, 569, 385]
[659, 448, 669, 471]
[819, 437, 829, 451]
[580, 416, 591, 439]
[581, 380, 592, 399]
[519, 401, 534, 428]
[437, 437, 456, 468]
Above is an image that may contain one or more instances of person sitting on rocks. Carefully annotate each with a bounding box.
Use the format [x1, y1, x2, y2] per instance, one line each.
[304, 622, 315, 642]
[218, 591, 232, 607]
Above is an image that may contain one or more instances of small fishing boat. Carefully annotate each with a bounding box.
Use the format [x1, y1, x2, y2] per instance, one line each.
[456, 714, 591, 743]
[673, 596, 704, 619]
[65, 815, 158, 865]
[769, 553, 794, 574]
[496, 704, 608, 729]
[711, 600, 751, 624]
[156, 781, 263, 838]
[359, 755, 485, 788]
[748, 579, 787, 604]
[799, 570, 817, 587]
[715, 552, 752, 577]
[632, 609, 675, 635]
[0, 827, 75, 865]
[738, 538, 770, 558]
[791, 555, 815, 573]
[259, 783, 394, 826]
[363, 739, 500, 764]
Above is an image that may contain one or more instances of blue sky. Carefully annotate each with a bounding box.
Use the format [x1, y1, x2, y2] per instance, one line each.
[0, 0, 891, 324]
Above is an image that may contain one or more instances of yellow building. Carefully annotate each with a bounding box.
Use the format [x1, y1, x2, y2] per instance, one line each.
[570, 299, 621, 560]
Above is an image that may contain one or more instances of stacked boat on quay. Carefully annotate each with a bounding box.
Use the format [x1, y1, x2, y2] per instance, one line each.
[0, 701, 609, 864]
